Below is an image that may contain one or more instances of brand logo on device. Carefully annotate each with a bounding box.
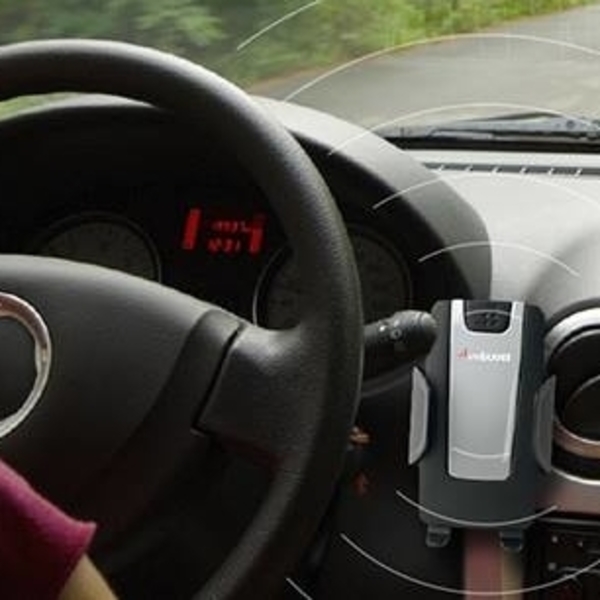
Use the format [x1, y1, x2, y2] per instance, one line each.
[457, 348, 512, 363]
[0, 292, 52, 439]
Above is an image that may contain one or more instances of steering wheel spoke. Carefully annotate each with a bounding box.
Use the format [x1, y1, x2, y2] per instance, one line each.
[197, 325, 312, 467]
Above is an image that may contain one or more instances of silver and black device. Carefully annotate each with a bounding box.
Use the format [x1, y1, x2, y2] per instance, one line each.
[409, 300, 555, 550]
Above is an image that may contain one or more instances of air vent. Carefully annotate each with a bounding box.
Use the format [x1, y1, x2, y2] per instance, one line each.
[424, 162, 600, 178]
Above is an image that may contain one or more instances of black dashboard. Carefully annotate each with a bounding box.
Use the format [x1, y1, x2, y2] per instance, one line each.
[0, 98, 490, 381]
[11, 94, 600, 599]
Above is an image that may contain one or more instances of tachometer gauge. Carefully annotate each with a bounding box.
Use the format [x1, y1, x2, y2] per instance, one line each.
[254, 229, 411, 329]
[37, 214, 160, 281]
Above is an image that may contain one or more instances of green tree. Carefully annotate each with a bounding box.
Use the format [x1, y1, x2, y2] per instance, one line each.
[0, 0, 223, 55]
[0, 0, 596, 87]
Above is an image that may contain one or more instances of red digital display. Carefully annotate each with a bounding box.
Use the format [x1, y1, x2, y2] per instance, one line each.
[181, 208, 202, 251]
[181, 208, 266, 257]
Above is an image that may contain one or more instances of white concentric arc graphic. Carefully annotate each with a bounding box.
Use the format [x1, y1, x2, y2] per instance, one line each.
[286, 578, 314, 599]
[395, 488, 557, 529]
[372, 169, 600, 216]
[236, 1, 321, 51]
[418, 241, 580, 278]
[284, 32, 600, 101]
[340, 532, 600, 596]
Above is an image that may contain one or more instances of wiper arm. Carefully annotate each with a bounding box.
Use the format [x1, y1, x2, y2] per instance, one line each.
[377, 113, 600, 144]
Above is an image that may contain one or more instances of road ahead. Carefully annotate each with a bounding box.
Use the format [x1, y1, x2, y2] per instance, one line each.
[251, 3, 600, 127]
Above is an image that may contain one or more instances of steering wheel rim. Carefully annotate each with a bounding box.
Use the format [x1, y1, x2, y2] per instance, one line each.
[0, 39, 363, 598]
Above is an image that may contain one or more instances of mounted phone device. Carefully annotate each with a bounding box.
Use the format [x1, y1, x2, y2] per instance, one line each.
[409, 300, 555, 551]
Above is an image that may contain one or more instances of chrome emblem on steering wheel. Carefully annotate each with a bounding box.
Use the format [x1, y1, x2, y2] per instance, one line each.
[0, 293, 51, 438]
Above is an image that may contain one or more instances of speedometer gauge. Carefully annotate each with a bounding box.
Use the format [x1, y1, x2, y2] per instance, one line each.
[37, 214, 160, 281]
[254, 229, 411, 329]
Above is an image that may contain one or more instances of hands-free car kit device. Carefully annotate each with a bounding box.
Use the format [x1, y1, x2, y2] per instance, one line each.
[409, 300, 555, 550]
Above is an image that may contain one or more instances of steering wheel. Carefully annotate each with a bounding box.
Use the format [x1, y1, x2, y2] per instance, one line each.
[0, 40, 363, 598]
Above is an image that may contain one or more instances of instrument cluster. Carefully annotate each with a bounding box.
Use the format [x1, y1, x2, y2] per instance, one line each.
[27, 177, 413, 330]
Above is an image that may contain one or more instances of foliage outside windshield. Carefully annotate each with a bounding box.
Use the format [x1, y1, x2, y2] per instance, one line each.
[1, 0, 600, 127]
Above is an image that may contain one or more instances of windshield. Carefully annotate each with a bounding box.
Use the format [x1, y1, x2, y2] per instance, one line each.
[1, 1, 600, 128]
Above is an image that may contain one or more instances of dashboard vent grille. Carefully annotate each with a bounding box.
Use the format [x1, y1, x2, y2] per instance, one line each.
[424, 162, 600, 178]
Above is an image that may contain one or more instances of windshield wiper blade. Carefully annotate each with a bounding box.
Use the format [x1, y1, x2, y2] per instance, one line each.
[378, 113, 600, 143]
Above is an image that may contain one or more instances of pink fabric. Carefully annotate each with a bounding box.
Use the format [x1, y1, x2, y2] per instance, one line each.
[0, 459, 96, 600]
